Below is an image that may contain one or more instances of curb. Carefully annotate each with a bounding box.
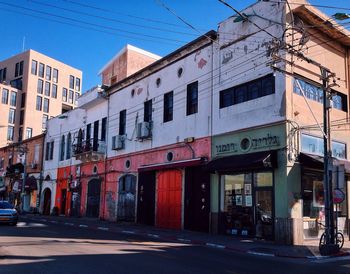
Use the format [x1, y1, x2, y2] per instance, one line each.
[20, 216, 349, 260]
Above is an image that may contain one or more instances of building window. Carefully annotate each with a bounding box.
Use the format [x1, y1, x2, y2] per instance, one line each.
[69, 90, 74, 104]
[62, 88, 68, 102]
[9, 91, 16, 107]
[37, 79, 43, 94]
[46, 141, 55, 161]
[43, 98, 49, 113]
[31, 60, 38, 75]
[66, 133, 72, 159]
[119, 110, 126, 135]
[60, 135, 65, 161]
[101, 117, 107, 141]
[0, 68, 7, 82]
[10, 78, 22, 90]
[69, 75, 75, 89]
[46, 66, 52, 80]
[52, 84, 57, 98]
[7, 126, 14, 141]
[2, 88, 9, 104]
[53, 68, 58, 83]
[163, 91, 173, 122]
[18, 127, 23, 142]
[19, 110, 24, 125]
[26, 128, 32, 139]
[186, 81, 198, 115]
[15, 61, 24, 77]
[42, 114, 48, 130]
[45, 82, 50, 96]
[301, 134, 346, 159]
[75, 92, 79, 105]
[39, 63, 45, 78]
[75, 77, 81, 91]
[294, 77, 347, 112]
[21, 92, 26, 108]
[86, 123, 91, 141]
[36, 96, 42, 111]
[8, 109, 15, 124]
[219, 74, 275, 109]
[144, 99, 152, 122]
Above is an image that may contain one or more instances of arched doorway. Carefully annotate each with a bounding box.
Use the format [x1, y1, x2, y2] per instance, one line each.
[117, 174, 136, 222]
[86, 179, 101, 218]
[43, 188, 51, 215]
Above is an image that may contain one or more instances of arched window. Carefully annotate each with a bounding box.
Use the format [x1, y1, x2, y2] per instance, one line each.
[60, 135, 65, 161]
[66, 133, 71, 159]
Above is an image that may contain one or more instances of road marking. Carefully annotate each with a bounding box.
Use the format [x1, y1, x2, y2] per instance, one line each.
[50, 221, 58, 224]
[122, 230, 136, 234]
[312, 254, 350, 263]
[147, 234, 160, 238]
[206, 243, 225, 249]
[247, 251, 275, 257]
[79, 224, 88, 228]
[41, 219, 47, 222]
[97, 227, 109, 231]
[64, 222, 74, 226]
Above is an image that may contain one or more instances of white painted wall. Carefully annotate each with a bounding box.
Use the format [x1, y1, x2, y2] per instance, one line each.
[107, 45, 214, 157]
[212, 0, 286, 135]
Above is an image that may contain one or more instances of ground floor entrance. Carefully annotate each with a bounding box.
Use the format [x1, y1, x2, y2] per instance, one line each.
[220, 172, 274, 240]
[86, 179, 101, 218]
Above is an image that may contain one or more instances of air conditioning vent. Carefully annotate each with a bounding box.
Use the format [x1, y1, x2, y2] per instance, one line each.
[112, 135, 125, 150]
[137, 121, 152, 139]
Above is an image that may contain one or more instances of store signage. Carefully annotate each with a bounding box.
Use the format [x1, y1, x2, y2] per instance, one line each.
[215, 143, 238, 154]
[333, 188, 345, 204]
[215, 133, 280, 155]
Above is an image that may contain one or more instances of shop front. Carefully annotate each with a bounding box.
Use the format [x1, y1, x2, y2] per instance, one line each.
[208, 124, 286, 240]
[298, 133, 350, 240]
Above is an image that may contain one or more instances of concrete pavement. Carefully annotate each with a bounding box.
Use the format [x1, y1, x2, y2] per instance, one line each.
[20, 214, 350, 260]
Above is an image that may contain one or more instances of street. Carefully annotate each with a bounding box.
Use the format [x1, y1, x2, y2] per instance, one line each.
[0, 218, 350, 274]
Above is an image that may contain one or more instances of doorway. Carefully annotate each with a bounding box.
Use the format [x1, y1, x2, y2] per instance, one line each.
[86, 179, 101, 218]
[61, 189, 67, 215]
[255, 189, 273, 239]
[137, 171, 156, 225]
[184, 166, 210, 232]
[43, 188, 51, 215]
[117, 174, 136, 222]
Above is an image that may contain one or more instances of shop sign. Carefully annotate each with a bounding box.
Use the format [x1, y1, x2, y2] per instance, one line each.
[333, 188, 345, 204]
[215, 133, 280, 155]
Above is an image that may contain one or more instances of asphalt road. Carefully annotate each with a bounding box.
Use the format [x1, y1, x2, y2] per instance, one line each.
[0, 219, 350, 274]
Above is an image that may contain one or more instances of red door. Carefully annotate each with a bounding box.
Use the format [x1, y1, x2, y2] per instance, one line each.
[156, 170, 182, 230]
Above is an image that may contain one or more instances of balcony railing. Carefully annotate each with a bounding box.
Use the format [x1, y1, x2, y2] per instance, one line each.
[72, 138, 106, 157]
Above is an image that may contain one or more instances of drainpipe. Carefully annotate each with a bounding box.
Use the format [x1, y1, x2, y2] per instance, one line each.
[38, 133, 46, 213]
[102, 88, 110, 220]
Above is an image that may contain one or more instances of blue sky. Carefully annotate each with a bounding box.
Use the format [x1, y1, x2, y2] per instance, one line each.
[0, 0, 349, 91]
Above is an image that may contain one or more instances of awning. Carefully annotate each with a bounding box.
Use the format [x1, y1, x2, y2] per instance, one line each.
[25, 176, 38, 191]
[299, 152, 350, 173]
[206, 150, 277, 173]
[138, 157, 206, 172]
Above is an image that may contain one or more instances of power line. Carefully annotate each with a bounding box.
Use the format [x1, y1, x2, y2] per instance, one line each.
[27, 0, 200, 38]
[0, 2, 189, 44]
[269, 0, 350, 11]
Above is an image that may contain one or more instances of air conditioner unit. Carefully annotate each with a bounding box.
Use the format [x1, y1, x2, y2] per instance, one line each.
[112, 135, 124, 150]
[137, 121, 151, 139]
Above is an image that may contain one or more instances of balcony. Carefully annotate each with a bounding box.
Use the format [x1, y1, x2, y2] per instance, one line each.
[72, 138, 106, 162]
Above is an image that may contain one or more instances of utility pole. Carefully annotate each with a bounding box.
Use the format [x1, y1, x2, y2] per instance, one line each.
[321, 68, 335, 246]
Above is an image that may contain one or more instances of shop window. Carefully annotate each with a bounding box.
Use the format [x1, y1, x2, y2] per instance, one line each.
[254, 172, 273, 187]
[301, 134, 346, 159]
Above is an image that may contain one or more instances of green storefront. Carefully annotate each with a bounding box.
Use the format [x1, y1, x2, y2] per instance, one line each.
[208, 123, 296, 242]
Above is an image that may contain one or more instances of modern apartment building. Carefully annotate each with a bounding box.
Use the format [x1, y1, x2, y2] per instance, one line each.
[0, 49, 82, 147]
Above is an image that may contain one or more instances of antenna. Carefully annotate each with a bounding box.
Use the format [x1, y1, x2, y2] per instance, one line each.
[22, 36, 26, 52]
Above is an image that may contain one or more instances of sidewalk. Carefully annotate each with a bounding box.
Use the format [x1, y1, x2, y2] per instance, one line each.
[20, 214, 350, 260]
